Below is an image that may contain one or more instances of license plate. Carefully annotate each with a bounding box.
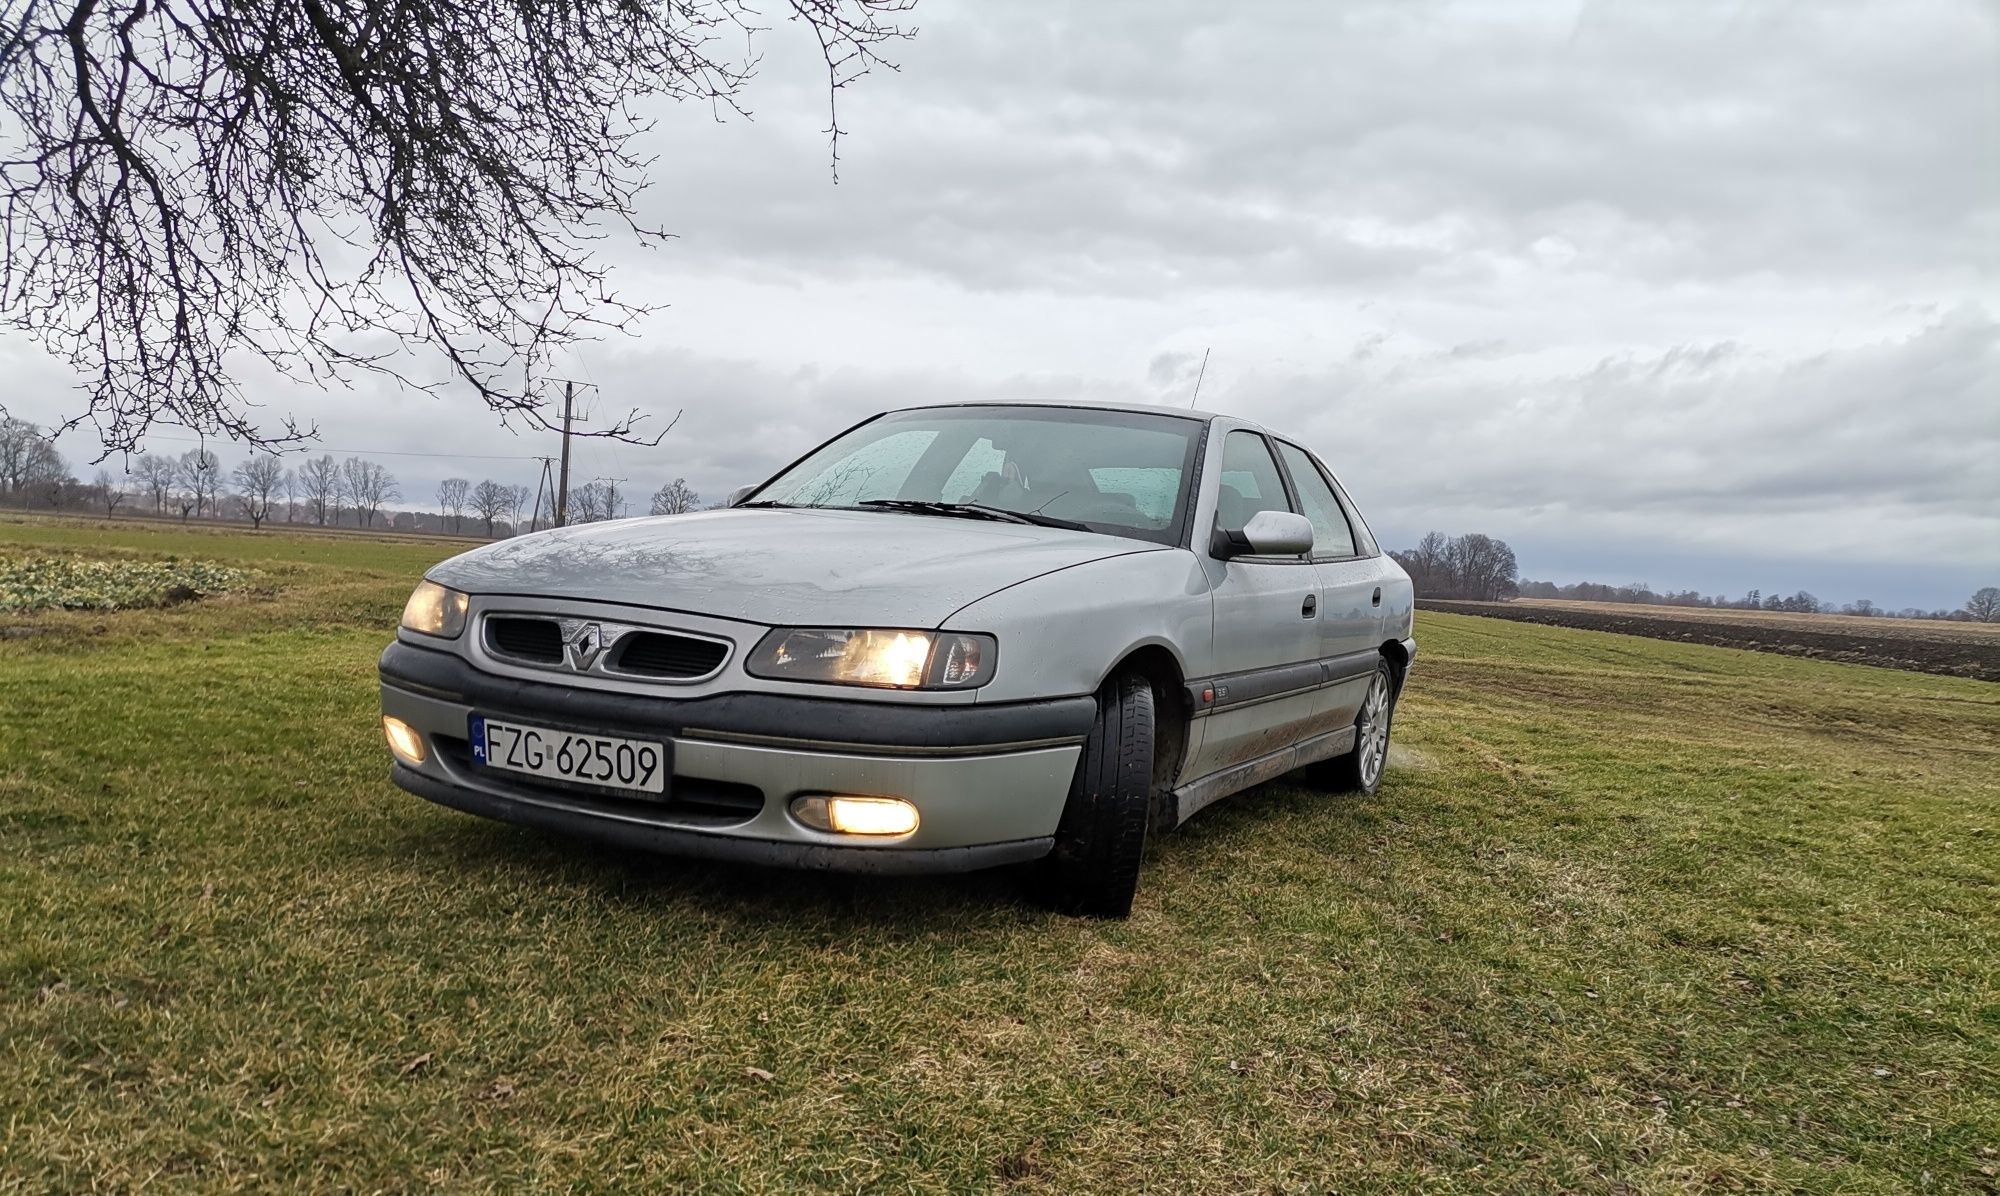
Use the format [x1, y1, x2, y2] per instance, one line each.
[469, 716, 668, 795]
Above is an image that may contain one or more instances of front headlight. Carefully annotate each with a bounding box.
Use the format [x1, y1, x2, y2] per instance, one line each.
[400, 580, 469, 638]
[746, 628, 997, 689]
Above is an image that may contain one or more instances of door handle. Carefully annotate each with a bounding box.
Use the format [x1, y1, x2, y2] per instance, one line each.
[1371, 587, 1382, 607]
[1302, 594, 1317, 619]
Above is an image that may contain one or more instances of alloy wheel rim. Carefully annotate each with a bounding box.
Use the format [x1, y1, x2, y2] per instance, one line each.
[1358, 674, 1390, 786]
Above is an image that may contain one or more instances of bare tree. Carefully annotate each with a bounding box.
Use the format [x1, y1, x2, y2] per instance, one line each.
[195, 449, 223, 515]
[436, 477, 470, 534]
[131, 453, 174, 514]
[469, 479, 509, 537]
[568, 480, 611, 523]
[1390, 531, 1518, 601]
[1968, 587, 2000, 623]
[233, 456, 284, 528]
[174, 447, 221, 519]
[1411, 531, 1450, 589]
[340, 458, 398, 528]
[649, 477, 700, 515]
[1449, 534, 1519, 602]
[0, 417, 65, 497]
[92, 467, 126, 515]
[281, 468, 297, 523]
[0, 0, 911, 456]
[505, 484, 532, 534]
[1391, 531, 1449, 599]
[298, 454, 340, 525]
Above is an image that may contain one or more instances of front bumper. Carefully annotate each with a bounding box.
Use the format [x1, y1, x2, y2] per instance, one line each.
[378, 642, 1091, 873]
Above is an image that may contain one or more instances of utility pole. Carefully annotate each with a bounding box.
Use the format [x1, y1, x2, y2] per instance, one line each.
[555, 381, 574, 527]
[528, 457, 556, 532]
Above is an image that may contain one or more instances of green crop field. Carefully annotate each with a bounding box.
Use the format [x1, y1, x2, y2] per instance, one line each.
[3, 517, 1996, 1193]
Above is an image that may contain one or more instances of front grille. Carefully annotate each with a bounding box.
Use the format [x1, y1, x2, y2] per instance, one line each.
[612, 632, 729, 679]
[486, 617, 562, 664]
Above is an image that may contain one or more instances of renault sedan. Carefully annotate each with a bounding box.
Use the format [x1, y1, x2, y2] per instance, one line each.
[379, 403, 1415, 916]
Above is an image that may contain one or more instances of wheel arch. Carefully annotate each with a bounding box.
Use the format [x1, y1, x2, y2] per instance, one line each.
[1102, 643, 1191, 826]
[1378, 637, 1410, 691]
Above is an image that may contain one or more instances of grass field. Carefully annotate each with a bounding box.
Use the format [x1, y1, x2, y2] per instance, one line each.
[3, 518, 1997, 1192]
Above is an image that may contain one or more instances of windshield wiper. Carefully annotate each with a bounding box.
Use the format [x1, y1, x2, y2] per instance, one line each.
[736, 500, 800, 509]
[856, 498, 1089, 532]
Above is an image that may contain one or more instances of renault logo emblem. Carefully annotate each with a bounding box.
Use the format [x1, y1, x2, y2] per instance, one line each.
[563, 621, 605, 671]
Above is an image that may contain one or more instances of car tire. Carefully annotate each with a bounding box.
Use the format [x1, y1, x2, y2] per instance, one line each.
[1316, 658, 1397, 796]
[1034, 671, 1155, 918]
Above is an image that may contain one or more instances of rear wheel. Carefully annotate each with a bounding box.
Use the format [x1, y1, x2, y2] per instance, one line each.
[1033, 671, 1154, 918]
[1316, 659, 1396, 795]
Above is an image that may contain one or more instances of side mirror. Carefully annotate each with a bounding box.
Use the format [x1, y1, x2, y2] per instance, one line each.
[1212, 510, 1314, 559]
[726, 485, 756, 507]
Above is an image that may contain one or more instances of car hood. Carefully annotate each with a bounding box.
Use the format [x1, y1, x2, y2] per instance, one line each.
[429, 507, 1167, 628]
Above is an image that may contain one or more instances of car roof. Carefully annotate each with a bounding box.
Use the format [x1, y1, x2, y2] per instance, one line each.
[885, 399, 1244, 427]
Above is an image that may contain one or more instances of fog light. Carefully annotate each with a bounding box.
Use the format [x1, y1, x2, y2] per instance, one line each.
[382, 716, 426, 765]
[791, 795, 919, 836]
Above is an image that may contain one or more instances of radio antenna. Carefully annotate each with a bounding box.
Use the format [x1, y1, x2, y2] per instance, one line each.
[1188, 348, 1211, 409]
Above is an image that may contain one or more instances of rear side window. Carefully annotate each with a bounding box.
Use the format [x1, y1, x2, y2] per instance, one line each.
[1328, 475, 1379, 557]
[1276, 442, 1358, 558]
[1215, 431, 1293, 532]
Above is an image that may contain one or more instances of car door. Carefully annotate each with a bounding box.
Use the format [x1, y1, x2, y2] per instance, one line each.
[1275, 440, 1382, 733]
[1187, 429, 1327, 781]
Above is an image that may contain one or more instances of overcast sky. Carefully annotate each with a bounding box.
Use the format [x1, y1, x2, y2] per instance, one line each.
[3, 0, 1995, 609]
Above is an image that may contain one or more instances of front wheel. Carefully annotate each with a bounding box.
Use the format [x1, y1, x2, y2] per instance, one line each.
[1032, 671, 1154, 918]
[1314, 660, 1396, 795]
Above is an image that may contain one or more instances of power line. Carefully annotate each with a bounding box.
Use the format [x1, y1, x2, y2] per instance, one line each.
[133, 433, 542, 462]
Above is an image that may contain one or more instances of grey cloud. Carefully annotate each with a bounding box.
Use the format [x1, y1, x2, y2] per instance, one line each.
[636, 0, 1995, 297]
[1227, 306, 1999, 564]
[1147, 350, 1203, 387]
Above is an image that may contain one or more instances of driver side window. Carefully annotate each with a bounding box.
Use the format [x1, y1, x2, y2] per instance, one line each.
[1215, 431, 1293, 533]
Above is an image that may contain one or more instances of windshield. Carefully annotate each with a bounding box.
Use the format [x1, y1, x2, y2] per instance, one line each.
[748, 406, 1204, 546]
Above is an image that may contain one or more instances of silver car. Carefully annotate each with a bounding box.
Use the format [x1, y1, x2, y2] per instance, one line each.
[379, 402, 1415, 916]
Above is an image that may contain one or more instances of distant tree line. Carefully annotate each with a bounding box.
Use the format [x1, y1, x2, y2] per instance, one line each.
[1516, 577, 1999, 622]
[1390, 532, 1520, 601]
[1517, 579, 1830, 612]
[1, 417, 717, 538]
[1381, 522, 1997, 623]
